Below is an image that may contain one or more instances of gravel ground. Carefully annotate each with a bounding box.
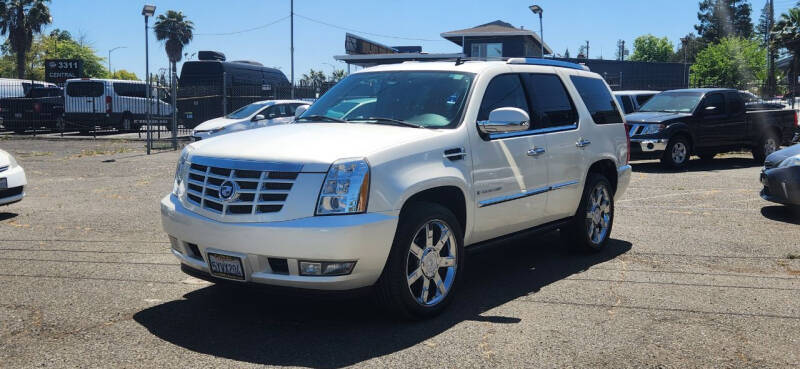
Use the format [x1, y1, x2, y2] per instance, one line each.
[0, 139, 798, 368]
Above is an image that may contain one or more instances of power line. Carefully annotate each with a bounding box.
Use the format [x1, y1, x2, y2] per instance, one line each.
[293, 13, 446, 42]
[153, 15, 290, 37]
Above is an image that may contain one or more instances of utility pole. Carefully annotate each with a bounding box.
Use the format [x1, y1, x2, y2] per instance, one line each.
[586, 40, 590, 60]
[766, 0, 776, 96]
[290, 0, 295, 99]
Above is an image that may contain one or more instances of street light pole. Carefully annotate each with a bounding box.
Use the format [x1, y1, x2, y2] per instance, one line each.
[142, 5, 156, 155]
[529, 5, 544, 57]
[108, 46, 127, 75]
[290, 0, 295, 99]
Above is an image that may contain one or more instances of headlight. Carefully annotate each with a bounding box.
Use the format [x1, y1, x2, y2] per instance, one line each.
[640, 124, 666, 135]
[173, 146, 195, 196]
[316, 158, 370, 215]
[778, 156, 800, 168]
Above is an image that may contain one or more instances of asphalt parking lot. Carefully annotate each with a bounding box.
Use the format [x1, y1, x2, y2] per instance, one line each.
[0, 138, 798, 368]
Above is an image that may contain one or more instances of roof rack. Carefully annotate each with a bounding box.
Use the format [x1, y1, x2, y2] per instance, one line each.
[506, 58, 590, 71]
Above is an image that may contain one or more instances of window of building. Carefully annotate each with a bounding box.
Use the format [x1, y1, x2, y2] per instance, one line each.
[471, 43, 503, 58]
[569, 76, 623, 124]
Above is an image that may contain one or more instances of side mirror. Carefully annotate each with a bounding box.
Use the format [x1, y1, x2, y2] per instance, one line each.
[253, 114, 266, 121]
[477, 107, 530, 135]
[294, 104, 310, 120]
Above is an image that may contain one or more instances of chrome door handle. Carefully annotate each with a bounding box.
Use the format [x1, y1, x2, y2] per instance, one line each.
[576, 139, 591, 148]
[527, 147, 546, 156]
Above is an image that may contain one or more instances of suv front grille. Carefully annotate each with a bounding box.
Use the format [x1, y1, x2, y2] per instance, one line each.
[185, 162, 298, 215]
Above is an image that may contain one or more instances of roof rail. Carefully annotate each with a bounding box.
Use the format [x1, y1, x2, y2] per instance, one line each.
[506, 58, 590, 71]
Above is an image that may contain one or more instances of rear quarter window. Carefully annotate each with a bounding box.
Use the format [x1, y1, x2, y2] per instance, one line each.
[66, 82, 104, 97]
[570, 76, 623, 124]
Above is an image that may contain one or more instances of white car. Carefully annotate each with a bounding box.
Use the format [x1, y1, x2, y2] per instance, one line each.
[191, 100, 311, 140]
[613, 90, 659, 114]
[161, 58, 631, 318]
[0, 149, 26, 206]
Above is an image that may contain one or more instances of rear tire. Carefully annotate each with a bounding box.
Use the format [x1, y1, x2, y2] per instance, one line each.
[660, 136, 691, 169]
[753, 131, 779, 164]
[121, 114, 133, 132]
[374, 202, 464, 320]
[561, 174, 615, 251]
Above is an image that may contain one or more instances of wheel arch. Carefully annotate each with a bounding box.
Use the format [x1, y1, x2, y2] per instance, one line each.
[398, 183, 469, 239]
[586, 158, 618, 195]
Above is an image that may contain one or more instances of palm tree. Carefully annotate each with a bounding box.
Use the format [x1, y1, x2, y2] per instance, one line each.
[772, 8, 800, 96]
[153, 10, 193, 83]
[0, 0, 51, 79]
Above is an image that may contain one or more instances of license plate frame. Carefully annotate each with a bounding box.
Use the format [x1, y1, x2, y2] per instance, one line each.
[207, 252, 245, 280]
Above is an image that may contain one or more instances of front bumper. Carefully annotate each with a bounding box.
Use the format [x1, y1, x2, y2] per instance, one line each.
[630, 138, 667, 158]
[160, 194, 399, 290]
[0, 165, 26, 205]
[760, 166, 800, 206]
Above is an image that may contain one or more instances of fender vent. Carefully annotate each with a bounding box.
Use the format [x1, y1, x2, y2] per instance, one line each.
[443, 148, 466, 161]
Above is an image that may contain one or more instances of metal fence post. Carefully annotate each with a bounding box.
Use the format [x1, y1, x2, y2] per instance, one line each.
[171, 70, 177, 150]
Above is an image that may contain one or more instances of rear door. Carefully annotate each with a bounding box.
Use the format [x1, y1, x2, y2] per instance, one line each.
[695, 93, 727, 148]
[522, 72, 585, 220]
[65, 81, 106, 115]
[724, 91, 747, 145]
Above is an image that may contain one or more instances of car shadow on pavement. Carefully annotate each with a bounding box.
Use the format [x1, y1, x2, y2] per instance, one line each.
[0, 212, 18, 221]
[133, 233, 631, 368]
[760, 205, 800, 225]
[631, 157, 760, 173]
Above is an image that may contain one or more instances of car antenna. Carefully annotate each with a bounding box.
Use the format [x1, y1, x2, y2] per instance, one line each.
[455, 57, 464, 66]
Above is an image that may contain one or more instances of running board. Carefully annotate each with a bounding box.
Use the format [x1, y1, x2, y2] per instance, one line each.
[466, 218, 573, 254]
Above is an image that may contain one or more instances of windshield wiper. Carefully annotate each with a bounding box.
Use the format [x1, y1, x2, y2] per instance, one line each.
[297, 114, 346, 123]
[348, 117, 423, 128]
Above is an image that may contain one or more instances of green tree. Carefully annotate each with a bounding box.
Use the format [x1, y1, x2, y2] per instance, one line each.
[695, 0, 754, 44]
[629, 34, 674, 62]
[153, 10, 193, 84]
[0, 32, 108, 79]
[563, 48, 570, 58]
[689, 37, 766, 89]
[772, 7, 800, 94]
[671, 33, 706, 63]
[300, 69, 326, 86]
[110, 69, 138, 80]
[328, 69, 346, 83]
[0, 0, 51, 79]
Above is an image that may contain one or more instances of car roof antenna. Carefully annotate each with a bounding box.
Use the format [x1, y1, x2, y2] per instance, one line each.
[455, 57, 464, 66]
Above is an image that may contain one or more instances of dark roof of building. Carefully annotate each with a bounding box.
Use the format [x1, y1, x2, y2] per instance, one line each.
[441, 20, 553, 54]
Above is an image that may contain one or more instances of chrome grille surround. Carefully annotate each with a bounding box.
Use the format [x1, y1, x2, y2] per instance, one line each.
[179, 156, 303, 222]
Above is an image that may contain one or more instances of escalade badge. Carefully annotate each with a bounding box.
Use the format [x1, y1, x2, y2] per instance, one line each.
[219, 181, 239, 202]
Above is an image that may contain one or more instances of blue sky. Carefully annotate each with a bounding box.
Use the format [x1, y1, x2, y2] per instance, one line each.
[47, 0, 795, 81]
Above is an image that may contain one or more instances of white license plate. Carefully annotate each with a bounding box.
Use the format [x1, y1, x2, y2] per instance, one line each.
[208, 252, 245, 280]
[0, 178, 6, 189]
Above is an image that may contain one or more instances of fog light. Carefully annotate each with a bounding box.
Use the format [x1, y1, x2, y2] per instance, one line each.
[299, 261, 356, 276]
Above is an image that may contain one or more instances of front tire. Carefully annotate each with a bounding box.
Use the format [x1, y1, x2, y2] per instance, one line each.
[375, 202, 464, 319]
[562, 174, 615, 251]
[661, 136, 691, 169]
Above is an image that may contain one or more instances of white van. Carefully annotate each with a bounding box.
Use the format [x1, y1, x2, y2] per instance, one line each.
[63, 78, 172, 131]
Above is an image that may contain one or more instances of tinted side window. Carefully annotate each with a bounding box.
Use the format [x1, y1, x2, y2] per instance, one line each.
[522, 74, 578, 129]
[113, 83, 147, 98]
[616, 95, 634, 114]
[66, 82, 104, 97]
[477, 74, 529, 122]
[636, 94, 655, 106]
[726, 92, 744, 114]
[569, 76, 623, 124]
[703, 93, 725, 114]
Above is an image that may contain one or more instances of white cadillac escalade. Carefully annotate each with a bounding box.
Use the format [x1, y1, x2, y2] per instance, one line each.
[161, 59, 632, 318]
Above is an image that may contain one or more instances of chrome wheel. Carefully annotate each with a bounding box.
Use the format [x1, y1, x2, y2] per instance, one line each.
[764, 137, 778, 157]
[406, 219, 457, 307]
[671, 141, 687, 164]
[585, 183, 612, 245]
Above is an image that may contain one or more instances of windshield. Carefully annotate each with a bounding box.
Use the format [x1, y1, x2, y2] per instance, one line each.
[298, 71, 475, 128]
[226, 102, 268, 119]
[638, 92, 703, 113]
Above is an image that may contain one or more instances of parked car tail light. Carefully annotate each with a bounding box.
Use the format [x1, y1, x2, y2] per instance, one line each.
[624, 123, 631, 165]
[105, 96, 112, 114]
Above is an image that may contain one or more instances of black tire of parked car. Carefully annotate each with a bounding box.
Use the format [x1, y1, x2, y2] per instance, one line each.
[752, 131, 780, 164]
[121, 113, 134, 132]
[374, 202, 465, 320]
[561, 173, 615, 251]
[661, 136, 691, 169]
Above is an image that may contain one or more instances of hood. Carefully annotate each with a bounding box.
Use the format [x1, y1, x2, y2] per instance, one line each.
[625, 111, 691, 124]
[193, 117, 244, 131]
[188, 123, 444, 172]
[765, 143, 800, 167]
